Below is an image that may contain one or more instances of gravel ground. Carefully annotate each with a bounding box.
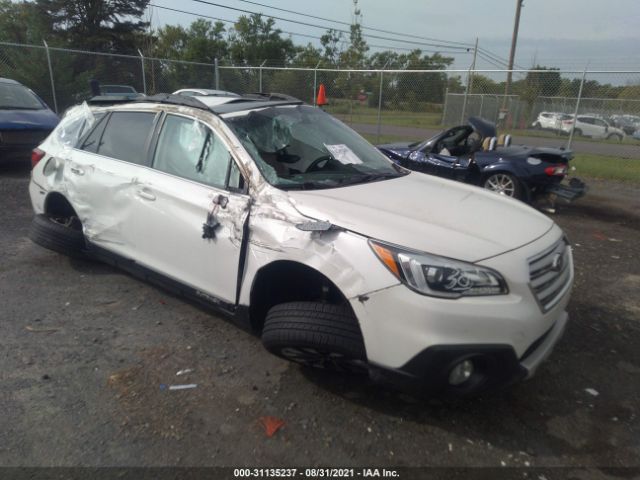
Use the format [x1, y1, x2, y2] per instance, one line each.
[0, 160, 639, 477]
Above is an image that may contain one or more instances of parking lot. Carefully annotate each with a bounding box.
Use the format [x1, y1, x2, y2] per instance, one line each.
[1, 159, 639, 473]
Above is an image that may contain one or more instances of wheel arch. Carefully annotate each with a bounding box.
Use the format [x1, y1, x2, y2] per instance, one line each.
[44, 191, 78, 218]
[248, 260, 352, 334]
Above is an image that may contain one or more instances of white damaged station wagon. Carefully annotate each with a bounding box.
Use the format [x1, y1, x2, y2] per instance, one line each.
[28, 93, 573, 395]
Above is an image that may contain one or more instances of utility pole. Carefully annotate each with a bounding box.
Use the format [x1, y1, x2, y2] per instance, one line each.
[469, 37, 479, 94]
[461, 38, 478, 122]
[502, 0, 524, 114]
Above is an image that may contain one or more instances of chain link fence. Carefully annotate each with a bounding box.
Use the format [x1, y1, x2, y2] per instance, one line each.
[2, 41, 640, 178]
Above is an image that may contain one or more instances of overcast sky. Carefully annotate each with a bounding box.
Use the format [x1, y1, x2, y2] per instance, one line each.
[148, 0, 640, 71]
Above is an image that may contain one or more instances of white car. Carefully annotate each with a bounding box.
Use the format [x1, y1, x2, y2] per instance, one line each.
[561, 115, 625, 140]
[532, 112, 571, 131]
[28, 94, 573, 396]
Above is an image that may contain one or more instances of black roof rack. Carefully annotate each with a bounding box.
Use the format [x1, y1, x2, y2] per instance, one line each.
[86, 95, 136, 106]
[208, 99, 304, 114]
[243, 92, 301, 102]
[135, 93, 210, 111]
[86, 92, 304, 114]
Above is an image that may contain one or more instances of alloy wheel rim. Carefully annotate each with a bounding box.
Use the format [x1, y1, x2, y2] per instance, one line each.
[485, 174, 515, 196]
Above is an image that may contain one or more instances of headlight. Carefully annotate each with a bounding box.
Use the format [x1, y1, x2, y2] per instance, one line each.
[369, 240, 508, 298]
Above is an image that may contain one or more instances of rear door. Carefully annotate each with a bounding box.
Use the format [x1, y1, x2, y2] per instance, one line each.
[129, 113, 250, 304]
[68, 110, 159, 258]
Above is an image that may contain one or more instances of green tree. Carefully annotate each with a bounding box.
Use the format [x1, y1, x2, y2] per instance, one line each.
[516, 65, 562, 105]
[228, 14, 295, 66]
[0, 0, 53, 44]
[150, 19, 227, 93]
[35, 0, 150, 53]
[320, 29, 342, 66]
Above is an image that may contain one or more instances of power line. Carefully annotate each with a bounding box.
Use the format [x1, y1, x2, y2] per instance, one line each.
[149, 4, 466, 55]
[185, 0, 472, 51]
[477, 47, 525, 70]
[227, 0, 474, 48]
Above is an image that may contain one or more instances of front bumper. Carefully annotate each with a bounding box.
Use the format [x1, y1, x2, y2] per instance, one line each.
[368, 311, 568, 395]
[350, 226, 572, 395]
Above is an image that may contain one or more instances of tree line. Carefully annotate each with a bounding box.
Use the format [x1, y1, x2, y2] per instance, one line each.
[0, 0, 635, 112]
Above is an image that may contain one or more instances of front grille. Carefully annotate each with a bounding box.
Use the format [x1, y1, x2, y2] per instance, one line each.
[528, 238, 572, 312]
[0, 130, 50, 145]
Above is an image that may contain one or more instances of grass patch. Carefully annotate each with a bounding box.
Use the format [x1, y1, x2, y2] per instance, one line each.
[572, 154, 640, 183]
[326, 103, 442, 129]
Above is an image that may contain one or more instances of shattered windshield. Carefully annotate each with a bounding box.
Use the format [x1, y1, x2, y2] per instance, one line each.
[222, 105, 406, 190]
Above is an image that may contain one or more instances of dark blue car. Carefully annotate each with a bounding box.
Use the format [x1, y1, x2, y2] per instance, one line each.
[0, 78, 59, 163]
[378, 117, 586, 206]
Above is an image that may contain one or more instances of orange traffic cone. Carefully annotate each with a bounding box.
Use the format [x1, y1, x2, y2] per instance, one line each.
[316, 83, 327, 106]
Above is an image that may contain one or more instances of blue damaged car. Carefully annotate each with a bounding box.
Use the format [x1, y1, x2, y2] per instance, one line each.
[0, 78, 59, 164]
[378, 117, 586, 206]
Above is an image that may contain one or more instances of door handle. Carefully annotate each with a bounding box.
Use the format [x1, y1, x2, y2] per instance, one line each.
[69, 166, 84, 176]
[137, 188, 156, 201]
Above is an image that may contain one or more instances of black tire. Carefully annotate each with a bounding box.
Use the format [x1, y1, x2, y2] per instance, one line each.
[482, 172, 523, 200]
[29, 214, 85, 257]
[574, 128, 582, 137]
[262, 302, 367, 374]
[607, 133, 622, 142]
[533, 122, 541, 130]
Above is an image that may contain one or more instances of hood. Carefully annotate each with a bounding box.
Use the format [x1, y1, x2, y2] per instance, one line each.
[468, 116, 497, 138]
[376, 142, 415, 159]
[288, 173, 553, 263]
[0, 108, 59, 131]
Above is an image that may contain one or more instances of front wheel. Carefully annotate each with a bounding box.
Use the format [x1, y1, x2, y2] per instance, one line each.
[483, 172, 523, 200]
[262, 302, 368, 374]
[607, 133, 623, 142]
[29, 214, 85, 256]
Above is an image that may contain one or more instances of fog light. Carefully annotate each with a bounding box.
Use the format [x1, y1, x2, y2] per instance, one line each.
[449, 359, 474, 386]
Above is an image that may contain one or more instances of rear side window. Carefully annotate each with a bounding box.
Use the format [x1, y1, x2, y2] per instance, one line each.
[97, 112, 156, 164]
[153, 114, 236, 189]
[79, 113, 108, 153]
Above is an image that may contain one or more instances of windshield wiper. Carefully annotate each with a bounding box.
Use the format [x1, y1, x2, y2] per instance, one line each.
[279, 180, 340, 190]
[336, 172, 405, 186]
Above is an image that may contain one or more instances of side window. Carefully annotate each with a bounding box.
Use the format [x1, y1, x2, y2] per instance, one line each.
[79, 113, 108, 153]
[228, 160, 245, 191]
[97, 112, 156, 164]
[153, 114, 235, 189]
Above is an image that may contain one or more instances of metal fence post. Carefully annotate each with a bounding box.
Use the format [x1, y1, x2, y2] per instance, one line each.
[461, 68, 472, 123]
[214, 58, 219, 89]
[313, 61, 321, 106]
[567, 68, 587, 150]
[441, 88, 449, 125]
[137, 49, 147, 95]
[376, 70, 384, 143]
[42, 40, 58, 114]
[259, 59, 267, 92]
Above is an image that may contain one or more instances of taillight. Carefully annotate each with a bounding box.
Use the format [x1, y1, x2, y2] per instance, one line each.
[545, 165, 567, 176]
[31, 148, 45, 168]
[563, 120, 573, 125]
